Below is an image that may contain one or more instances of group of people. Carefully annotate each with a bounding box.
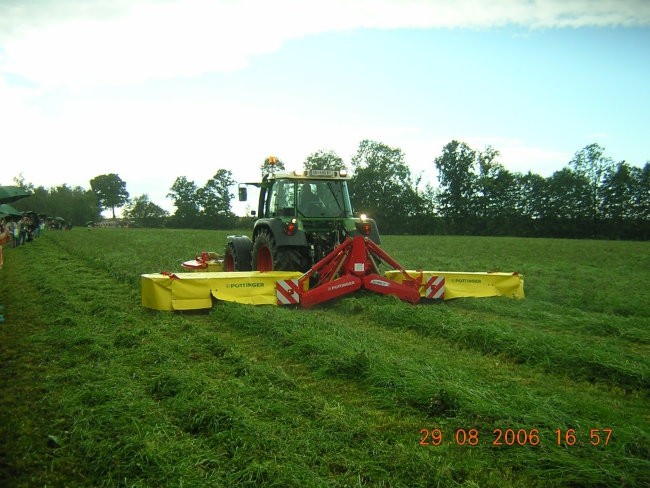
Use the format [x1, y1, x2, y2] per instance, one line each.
[0, 215, 43, 269]
[1, 215, 43, 247]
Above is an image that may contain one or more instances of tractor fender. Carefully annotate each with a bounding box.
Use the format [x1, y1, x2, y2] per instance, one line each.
[253, 219, 308, 247]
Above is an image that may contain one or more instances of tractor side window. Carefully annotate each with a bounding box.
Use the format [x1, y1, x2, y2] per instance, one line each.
[268, 181, 295, 217]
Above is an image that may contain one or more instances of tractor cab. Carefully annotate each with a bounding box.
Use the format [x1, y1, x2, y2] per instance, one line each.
[228, 168, 380, 272]
[260, 170, 354, 220]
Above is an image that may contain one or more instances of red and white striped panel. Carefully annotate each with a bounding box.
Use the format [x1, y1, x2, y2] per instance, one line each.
[276, 279, 301, 305]
[425, 276, 445, 300]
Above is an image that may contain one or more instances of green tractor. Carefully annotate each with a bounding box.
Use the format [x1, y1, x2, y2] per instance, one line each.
[225, 168, 380, 272]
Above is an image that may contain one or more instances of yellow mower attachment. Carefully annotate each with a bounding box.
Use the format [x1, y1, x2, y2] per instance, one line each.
[385, 270, 524, 300]
[141, 271, 303, 311]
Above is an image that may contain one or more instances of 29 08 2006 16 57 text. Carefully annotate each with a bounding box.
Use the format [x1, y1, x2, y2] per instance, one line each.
[419, 427, 613, 447]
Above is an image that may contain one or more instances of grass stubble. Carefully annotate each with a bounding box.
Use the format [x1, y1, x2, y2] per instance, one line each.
[0, 228, 648, 487]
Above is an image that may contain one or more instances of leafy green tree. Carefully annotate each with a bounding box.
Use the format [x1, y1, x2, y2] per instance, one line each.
[475, 146, 503, 219]
[47, 185, 97, 224]
[484, 168, 520, 234]
[12, 180, 100, 226]
[632, 162, 650, 221]
[12, 173, 35, 191]
[197, 169, 236, 225]
[439, 144, 520, 235]
[12, 184, 46, 213]
[350, 139, 423, 232]
[304, 150, 346, 171]
[601, 162, 637, 222]
[167, 176, 200, 226]
[123, 194, 169, 227]
[543, 168, 591, 237]
[515, 172, 547, 221]
[569, 143, 615, 222]
[67, 186, 102, 225]
[599, 161, 650, 238]
[90, 173, 129, 219]
[260, 156, 285, 177]
[434, 140, 478, 228]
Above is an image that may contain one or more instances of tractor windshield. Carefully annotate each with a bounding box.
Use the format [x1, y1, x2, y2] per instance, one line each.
[297, 180, 353, 218]
[266, 179, 353, 218]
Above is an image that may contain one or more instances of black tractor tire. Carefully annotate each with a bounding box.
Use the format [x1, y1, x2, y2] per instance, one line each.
[252, 229, 309, 272]
[252, 229, 277, 271]
[225, 241, 251, 271]
[276, 246, 310, 272]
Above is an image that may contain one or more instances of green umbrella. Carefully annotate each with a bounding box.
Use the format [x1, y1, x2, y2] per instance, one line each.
[0, 186, 32, 204]
[0, 203, 23, 217]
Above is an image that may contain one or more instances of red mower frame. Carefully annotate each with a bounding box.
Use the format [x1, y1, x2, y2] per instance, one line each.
[282, 235, 425, 308]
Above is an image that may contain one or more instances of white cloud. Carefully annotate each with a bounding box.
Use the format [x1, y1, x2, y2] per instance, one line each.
[1, 0, 649, 89]
[1, 0, 644, 216]
[454, 135, 571, 175]
[495, 141, 571, 176]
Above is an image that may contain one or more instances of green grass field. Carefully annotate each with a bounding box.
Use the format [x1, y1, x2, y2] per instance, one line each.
[0, 228, 648, 487]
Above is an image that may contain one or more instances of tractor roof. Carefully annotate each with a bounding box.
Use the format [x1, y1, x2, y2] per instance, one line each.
[242, 169, 351, 187]
[270, 169, 351, 180]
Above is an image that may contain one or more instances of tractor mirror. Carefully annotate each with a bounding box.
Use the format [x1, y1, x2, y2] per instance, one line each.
[250, 210, 256, 217]
[238, 187, 247, 201]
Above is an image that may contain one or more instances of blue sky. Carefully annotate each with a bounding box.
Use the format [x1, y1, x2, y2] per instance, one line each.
[0, 0, 648, 215]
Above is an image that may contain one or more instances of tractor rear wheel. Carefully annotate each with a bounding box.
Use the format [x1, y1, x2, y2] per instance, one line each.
[252, 230, 309, 272]
[252, 230, 276, 271]
[276, 246, 310, 272]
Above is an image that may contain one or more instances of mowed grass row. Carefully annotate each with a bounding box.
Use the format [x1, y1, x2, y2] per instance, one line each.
[209, 300, 649, 485]
[1, 228, 648, 487]
[48, 229, 650, 388]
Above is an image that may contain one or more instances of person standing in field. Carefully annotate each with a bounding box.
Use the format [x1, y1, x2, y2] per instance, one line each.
[21, 216, 29, 242]
[32, 215, 41, 239]
[19, 216, 28, 246]
[0, 218, 10, 269]
[6, 219, 17, 248]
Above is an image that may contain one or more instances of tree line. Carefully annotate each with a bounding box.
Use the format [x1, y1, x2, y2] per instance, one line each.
[358, 140, 649, 239]
[9, 140, 649, 240]
[416, 141, 650, 240]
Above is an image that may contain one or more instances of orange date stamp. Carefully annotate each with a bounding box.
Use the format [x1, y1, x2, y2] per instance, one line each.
[419, 428, 613, 447]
